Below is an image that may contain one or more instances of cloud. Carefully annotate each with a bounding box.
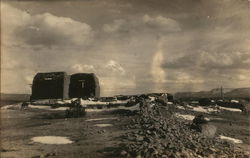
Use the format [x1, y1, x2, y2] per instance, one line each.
[99, 77, 136, 96]
[162, 51, 250, 70]
[68, 60, 135, 96]
[103, 19, 127, 33]
[1, 0, 250, 95]
[71, 64, 96, 73]
[148, 45, 166, 93]
[165, 71, 204, 84]
[102, 14, 180, 35]
[1, 3, 30, 46]
[2, 3, 93, 47]
[160, 50, 250, 91]
[151, 49, 166, 83]
[18, 13, 93, 47]
[100, 60, 135, 96]
[1, 68, 36, 94]
[105, 60, 126, 75]
[143, 14, 181, 32]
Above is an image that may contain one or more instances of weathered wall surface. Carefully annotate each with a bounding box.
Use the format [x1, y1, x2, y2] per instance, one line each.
[69, 73, 100, 98]
[31, 72, 101, 100]
[31, 72, 69, 100]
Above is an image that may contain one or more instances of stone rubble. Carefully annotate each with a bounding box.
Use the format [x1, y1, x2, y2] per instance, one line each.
[121, 96, 247, 158]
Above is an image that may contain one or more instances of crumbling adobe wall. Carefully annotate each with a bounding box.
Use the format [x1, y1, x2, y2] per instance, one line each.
[31, 72, 69, 100]
[69, 73, 100, 98]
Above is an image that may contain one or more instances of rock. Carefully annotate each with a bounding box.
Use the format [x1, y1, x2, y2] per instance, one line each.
[181, 150, 191, 158]
[155, 96, 168, 105]
[122, 96, 245, 158]
[21, 102, 28, 109]
[135, 155, 142, 158]
[193, 114, 208, 125]
[153, 150, 159, 155]
[201, 124, 217, 138]
[136, 136, 144, 141]
[45, 152, 56, 157]
[208, 147, 216, 153]
[207, 155, 215, 158]
[127, 135, 135, 141]
[120, 150, 127, 156]
[192, 114, 210, 132]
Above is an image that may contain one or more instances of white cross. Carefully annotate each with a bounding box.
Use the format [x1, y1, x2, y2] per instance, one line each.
[79, 80, 85, 88]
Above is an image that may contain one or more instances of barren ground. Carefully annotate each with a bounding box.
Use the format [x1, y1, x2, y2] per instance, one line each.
[1, 104, 250, 158]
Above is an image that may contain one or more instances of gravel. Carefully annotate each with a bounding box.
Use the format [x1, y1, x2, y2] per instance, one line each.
[120, 96, 247, 158]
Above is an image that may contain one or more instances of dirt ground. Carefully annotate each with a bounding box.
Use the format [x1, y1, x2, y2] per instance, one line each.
[1, 105, 250, 158]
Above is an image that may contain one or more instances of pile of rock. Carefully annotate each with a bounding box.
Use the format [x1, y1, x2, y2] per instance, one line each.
[121, 97, 246, 158]
[65, 99, 86, 118]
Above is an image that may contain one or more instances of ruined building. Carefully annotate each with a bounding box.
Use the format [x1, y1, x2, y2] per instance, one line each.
[30, 72, 69, 100]
[69, 73, 100, 98]
[30, 72, 100, 100]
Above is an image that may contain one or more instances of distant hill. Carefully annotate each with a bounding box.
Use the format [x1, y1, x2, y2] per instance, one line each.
[0, 93, 31, 106]
[225, 88, 250, 98]
[174, 88, 250, 100]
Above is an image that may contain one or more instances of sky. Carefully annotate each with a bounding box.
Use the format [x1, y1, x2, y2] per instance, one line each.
[1, 0, 250, 96]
